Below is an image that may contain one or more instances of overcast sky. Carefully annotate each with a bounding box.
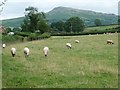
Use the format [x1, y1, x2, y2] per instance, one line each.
[0, 0, 119, 20]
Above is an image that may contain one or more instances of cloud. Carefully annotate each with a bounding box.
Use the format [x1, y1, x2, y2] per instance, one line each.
[33, 0, 119, 13]
[1, 0, 119, 20]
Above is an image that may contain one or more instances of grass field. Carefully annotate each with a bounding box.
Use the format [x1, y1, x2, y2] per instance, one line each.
[2, 33, 118, 88]
[85, 25, 118, 30]
[84, 25, 119, 33]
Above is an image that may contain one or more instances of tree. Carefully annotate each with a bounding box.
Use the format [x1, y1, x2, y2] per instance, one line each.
[94, 19, 102, 26]
[51, 21, 65, 32]
[5, 27, 12, 33]
[13, 27, 21, 33]
[37, 20, 50, 34]
[21, 6, 49, 33]
[21, 18, 30, 32]
[64, 17, 85, 33]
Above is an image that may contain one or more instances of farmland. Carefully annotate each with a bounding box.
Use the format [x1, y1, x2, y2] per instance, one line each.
[2, 33, 118, 88]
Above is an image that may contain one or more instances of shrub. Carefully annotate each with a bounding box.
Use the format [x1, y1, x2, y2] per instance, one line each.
[27, 33, 37, 41]
[26, 32, 51, 41]
[16, 32, 30, 37]
[2, 35, 17, 44]
[2, 35, 25, 44]
[40, 32, 51, 38]
[14, 35, 24, 42]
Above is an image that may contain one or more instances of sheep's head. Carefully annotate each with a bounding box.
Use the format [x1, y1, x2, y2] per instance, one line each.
[45, 54, 47, 57]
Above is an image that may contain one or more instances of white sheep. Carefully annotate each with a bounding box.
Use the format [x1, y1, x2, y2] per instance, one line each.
[107, 40, 114, 44]
[43, 47, 49, 57]
[24, 47, 30, 57]
[8, 32, 14, 35]
[75, 40, 79, 43]
[11, 48, 16, 57]
[2, 44, 6, 48]
[66, 43, 72, 49]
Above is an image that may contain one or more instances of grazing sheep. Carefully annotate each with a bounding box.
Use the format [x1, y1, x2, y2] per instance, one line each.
[8, 32, 14, 35]
[11, 48, 16, 57]
[2, 44, 6, 48]
[66, 43, 72, 49]
[75, 40, 79, 43]
[24, 47, 30, 57]
[107, 40, 114, 44]
[43, 47, 49, 57]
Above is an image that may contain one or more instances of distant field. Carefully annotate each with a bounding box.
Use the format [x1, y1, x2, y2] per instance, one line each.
[84, 25, 119, 33]
[2, 33, 118, 88]
[86, 25, 118, 30]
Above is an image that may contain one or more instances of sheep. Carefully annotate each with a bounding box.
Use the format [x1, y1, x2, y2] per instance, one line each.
[66, 43, 72, 49]
[11, 48, 16, 57]
[8, 32, 14, 35]
[24, 47, 30, 57]
[43, 47, 49, 57]
[107, 40, 114, 44]
[75, 40, 79, 43]
[2, 44, 6, 48]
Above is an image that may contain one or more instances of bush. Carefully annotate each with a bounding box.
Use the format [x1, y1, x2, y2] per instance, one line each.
[2, 35, 25, 44]
[27, 33, 37, 41]
[2, 35, 17, 44]
[14, 35, 24, 42]
[40, 32, 51, 38]
[16, 32, 30, 37]
[27, 33, 51, 41]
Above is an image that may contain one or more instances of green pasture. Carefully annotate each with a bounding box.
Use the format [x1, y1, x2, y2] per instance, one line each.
[2, 33, 118, 88]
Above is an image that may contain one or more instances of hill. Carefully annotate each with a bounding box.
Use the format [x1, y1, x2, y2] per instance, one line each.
[2, 6, 118, 28]
[46, 7, 118, 26]
[2, 17, 24, 28]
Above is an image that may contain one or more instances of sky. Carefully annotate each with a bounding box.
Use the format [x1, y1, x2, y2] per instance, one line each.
[0, 0, 119, 20]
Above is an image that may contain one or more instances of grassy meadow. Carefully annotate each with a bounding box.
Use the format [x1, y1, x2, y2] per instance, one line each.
[2, 33, 118, 88]
[83, 25, 119, 33]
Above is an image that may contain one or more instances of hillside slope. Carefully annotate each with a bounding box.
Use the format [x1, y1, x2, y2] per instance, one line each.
[2, 6, 118, 27]
[2, 17, 24, 28]
[46, 7, 118, 26]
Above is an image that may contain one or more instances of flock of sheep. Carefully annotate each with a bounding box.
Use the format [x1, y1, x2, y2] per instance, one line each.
[2, 40, 79, 57]
[2, 43, 49, 57]
[2, 39, 114, 58]
[3, 44, 30, 57]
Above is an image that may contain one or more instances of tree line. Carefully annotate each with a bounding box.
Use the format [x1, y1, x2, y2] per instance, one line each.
[20, 6, 88, 34]
[4, 6, 103, 35]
